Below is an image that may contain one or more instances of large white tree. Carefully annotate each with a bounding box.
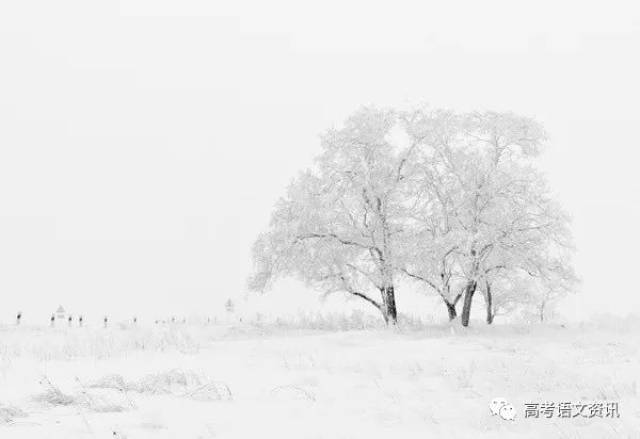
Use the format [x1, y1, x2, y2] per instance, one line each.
[401, 108, 574, 326]
[249, 108, 421, 325]
[249, 105, 576, 328]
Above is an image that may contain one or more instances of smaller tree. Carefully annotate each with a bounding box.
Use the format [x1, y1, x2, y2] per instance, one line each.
[523, 252, 578, 323]
[482, 271, 535, 322]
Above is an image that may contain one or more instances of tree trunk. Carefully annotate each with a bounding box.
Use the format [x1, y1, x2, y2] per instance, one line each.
[461, 280, 477, 327]
[379, 286, 398, 326]
[384, 286, 398, 325]
[445, 300, 457, 321]
[485, 281, 494, 324]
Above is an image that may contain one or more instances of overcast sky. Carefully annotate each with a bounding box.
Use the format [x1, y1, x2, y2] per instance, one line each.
[0, 0, 639, 323]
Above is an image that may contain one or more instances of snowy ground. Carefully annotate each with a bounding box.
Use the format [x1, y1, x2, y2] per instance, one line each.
[0, 319, 638, 438]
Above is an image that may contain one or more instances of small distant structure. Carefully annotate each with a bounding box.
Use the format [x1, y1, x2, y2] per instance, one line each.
[225, 298, 237, 324]
[55, 306, 67, 321]
[225, 299, 235, 314]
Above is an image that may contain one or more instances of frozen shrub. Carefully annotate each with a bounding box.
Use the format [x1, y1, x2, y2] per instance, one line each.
[34, 378, 76, 406]
[34, 376, 129, 413]
[89, 374, 127, 391]
[0, 404, 27, 424]
[184, 382, 233, 401]
[134, 369, 204, 394]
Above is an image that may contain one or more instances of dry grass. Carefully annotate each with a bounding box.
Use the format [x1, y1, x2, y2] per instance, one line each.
[90, 369, 233, 401]
[33, 375, 129, 413]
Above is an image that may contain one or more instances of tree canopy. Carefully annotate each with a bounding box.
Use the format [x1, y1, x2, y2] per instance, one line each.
[249, 106, 577, 326]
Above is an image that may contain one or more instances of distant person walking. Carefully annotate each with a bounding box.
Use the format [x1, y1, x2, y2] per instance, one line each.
[79, 315, 83, 327]
[50, 314, 55, 327]
[68, 316, 73, 327]
[104, 316, 108, 328]
[16, 311, 21, 326]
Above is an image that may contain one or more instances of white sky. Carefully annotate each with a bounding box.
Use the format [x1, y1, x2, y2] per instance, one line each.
[0, 0, 639, 323]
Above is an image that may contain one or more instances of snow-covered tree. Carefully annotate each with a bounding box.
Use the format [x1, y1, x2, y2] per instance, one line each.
[402, 108, 574, 326]
[521, 248, 578, 322]
[249, 105, 576, 328]
[395, 109, 467, 319]
[249, 108, 420, 325]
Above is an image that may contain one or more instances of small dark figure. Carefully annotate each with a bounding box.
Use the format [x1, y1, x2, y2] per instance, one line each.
[171, 316, 175, 324]
[207, 317, 211, 325]
[104, 316, 108, 328]
[79, 315, 83, 327]
[133, 316, 137, 325]
[50, 314, 55, 327]
[16, 312, 21, 326]
[68, 315, 73, 327]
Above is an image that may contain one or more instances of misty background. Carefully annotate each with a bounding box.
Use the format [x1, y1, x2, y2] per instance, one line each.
[0, 0, 638, 322]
